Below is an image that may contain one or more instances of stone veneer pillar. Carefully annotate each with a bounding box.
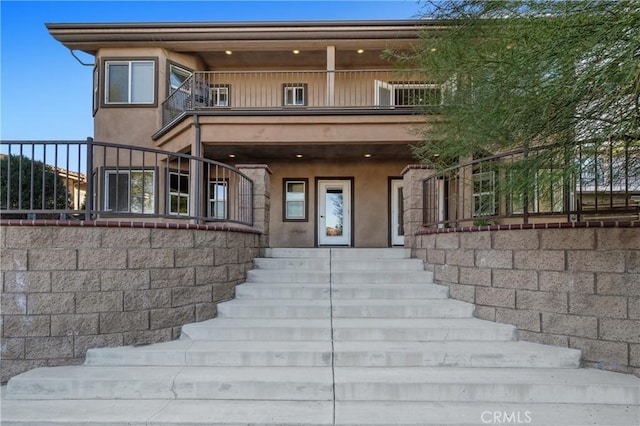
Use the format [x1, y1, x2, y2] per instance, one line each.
[401, 164, 435, 253]
[236, 164, 272, 248]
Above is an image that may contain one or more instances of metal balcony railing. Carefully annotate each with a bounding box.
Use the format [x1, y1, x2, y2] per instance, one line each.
[162, 69, 442, 125]
[423, 142, 640, 228]
[0, 140, 253, 226]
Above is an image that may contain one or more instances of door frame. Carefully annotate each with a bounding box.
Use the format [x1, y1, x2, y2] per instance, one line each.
[389, 177, 404, 246]
[315, 177, 354, 247]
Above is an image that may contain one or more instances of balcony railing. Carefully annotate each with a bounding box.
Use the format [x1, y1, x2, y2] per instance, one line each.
[0, 140, 253, 226]
[162, 69, 441, 126]
[423, 142, 640, 228]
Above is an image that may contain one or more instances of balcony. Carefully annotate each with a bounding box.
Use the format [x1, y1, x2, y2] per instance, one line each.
[162, 69, 443, 127]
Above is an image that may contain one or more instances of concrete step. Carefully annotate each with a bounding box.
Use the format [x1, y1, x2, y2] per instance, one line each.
[335, 401, 640, 425]
[181, 318, 332, 340]
[330, 248, 411, 259]
[331, 283, 448, 299]
[333, 341, 581, 368]
[6, 366, 334, 401]
[3, 398, 636, 426]
[236, 282, 330, 299]
[332, 299, 474, 318]
[86, 340, 333, 367]
[253, 257, 330, 271]
[331, 258, 425, 271]
[218, 299, 330, 318]
[331, 270, 433, 284]
[246, 269, 329, 283]
[334, 367, 640, 404]
[265, 248, 330, 258]
[332, 318, 517, 341]
[0, 399, 334, 425]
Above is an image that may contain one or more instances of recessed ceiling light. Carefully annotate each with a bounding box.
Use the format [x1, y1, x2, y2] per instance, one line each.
[293, 49, 300, 55]
[228, 154, 236, 158]
[357, 49, 365, 54]
[225, 50, 233, 55]
[364, 154, 372, 158]
[295, 154, 303, 158]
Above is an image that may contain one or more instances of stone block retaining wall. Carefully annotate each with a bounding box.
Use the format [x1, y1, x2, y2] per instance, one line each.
[0, 221, 262, 383]
[413, 224, 640, 375]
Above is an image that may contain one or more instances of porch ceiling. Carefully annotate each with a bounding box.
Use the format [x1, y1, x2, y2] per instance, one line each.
[197, 48, 393, 69]
[203, 142, 417, 163]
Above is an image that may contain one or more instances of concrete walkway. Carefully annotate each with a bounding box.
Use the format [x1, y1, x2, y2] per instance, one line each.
[2, 248, 639, 425]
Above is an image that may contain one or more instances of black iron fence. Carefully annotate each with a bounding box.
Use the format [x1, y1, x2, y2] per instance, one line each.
[0, 139, 253, 226]
[423, 142, 640, 227]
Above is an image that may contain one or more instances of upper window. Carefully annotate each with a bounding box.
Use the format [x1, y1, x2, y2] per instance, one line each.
[105, 60, 155, 105]
[283, 83, 307, 106]
[375, 80, 443, 107]
[394, 83, 442, 106]
[209, 84, 230, 107]
[169, 63, 191, 95]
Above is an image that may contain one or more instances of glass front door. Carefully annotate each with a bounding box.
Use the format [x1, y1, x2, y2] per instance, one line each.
[318, 180, 351, 246]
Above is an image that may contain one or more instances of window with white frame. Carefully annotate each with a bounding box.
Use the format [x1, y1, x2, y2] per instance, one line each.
[105, 60, 155, 104]
[168, 170, 189, 216]
[375, 80, 443, 107]
[169, 63, 191, 94]
[394, 83, 442, 106]
[105, 170, 155, 213]
[284, 179, 307, 221]
[209, 85, 230, 106]
[209, 180, 228, 219]
[283, 84, 307, 106]
[472, 171, 497, 217]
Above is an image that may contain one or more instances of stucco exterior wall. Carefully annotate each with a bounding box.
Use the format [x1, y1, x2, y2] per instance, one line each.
[412, 225, 640, 375]
[0, 223, 262, 383]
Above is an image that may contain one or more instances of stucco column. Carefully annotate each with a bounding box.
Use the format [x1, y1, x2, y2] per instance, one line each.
[236, 164, 272, 248]
[326, 45, 335, 107]
[401, 164, 435, 253]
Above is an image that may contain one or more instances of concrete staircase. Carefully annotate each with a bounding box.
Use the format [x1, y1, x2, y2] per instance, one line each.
[2, 248, 639, 425]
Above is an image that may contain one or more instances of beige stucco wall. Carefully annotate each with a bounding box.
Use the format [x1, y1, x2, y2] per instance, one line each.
[268, 159, 407, 247]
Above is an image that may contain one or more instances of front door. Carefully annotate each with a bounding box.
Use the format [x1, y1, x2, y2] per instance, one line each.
[318, 180, 351, 246]
[391, 179, 404, 246]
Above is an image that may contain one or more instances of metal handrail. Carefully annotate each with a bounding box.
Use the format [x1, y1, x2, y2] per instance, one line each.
[422, 142, 640, 227]
[0, 139, 254, 226]
[161, 69, 438, 126]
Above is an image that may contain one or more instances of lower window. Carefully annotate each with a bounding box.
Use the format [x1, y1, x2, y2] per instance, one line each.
[283, 178, 308, 221]
[168, 170, 189, 216]
[209, 180, 228, 219]
[105, 170, 155, 213]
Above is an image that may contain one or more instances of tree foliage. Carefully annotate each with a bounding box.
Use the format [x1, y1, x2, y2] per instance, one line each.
[397, 0, 639, 171]
[0, 154, 70, 211]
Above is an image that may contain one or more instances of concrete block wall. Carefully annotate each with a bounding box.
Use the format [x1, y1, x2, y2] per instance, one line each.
[0, 222, 262, 383]
[413, 224, 640, 375]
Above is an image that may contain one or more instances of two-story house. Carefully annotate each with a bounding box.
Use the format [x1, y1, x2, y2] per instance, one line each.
[47, 20, 446, 247]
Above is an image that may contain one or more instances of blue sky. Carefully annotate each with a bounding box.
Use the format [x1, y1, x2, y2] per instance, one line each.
[0, 0, 424, 140]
